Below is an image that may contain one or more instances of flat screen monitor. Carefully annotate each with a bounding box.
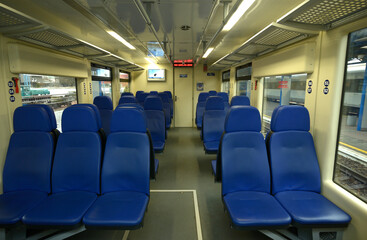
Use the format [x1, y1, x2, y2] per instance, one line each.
[147, 69, 165, 81]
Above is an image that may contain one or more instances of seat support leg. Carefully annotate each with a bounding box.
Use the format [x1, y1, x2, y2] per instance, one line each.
[44, 225, 86, 240]
[259, 230, 288, 240]
[122, 230, 130, 240]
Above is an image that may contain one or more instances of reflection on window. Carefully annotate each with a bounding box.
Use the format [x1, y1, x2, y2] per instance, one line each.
[222, 81, 230, 95]
[262, 74, 307, 134]
[20, 74, 77, 131]
[334, 27, 367, 203]
[92, 81, 112, 99]
[236, 80, 251, 98]
[120, 82, 130, 94]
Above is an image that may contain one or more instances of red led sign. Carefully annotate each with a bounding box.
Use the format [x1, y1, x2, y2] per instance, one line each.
[174, 59, 193, 67]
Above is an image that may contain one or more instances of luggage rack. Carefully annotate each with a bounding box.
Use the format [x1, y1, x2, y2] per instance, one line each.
[210, 0, 367, 70]
[0, 3, 144, 71]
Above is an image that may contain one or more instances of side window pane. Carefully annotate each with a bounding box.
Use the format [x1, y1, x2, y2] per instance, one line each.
[120, 82, 130, 95]
[236, 80, 251, 98]
[20, 74, 77, 131]
[222, 81, 230, 94]
[334, 27, 367, 202]
[262, 74, 307, 134]
[92, 80, 112, 99]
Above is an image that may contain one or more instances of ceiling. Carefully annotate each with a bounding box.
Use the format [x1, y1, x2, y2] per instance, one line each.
[0, 0, 367, 70]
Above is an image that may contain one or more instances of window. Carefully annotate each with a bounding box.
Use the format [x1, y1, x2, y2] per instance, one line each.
[222, 70, 230, 94]
[262, 74, 307, 134]
[20, 74, 78, 131]
[91, 64, 112, 100]
[119, 71, 130, 94]
[236, 63, 252, 97]
[334, 27, 367, 202]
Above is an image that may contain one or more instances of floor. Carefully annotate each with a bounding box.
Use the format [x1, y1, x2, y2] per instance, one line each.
[69, 127, 269, 240]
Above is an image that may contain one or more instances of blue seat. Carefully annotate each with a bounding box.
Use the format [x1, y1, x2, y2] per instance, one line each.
[25, 104, 60, 140]
[164, 91, 174, 118]
[144, 96, 165, 152]
[94, 96, 113, 135]
[136, 91, 144, 97]
[221, 106, 291, 229]
[202, 96, 226, 154]
[230, 96, 250, 107]
[121, 92, 133, 97]
[0, 106, 54, 226]
[150, 91, 159, 96]
[83, 107, 150, 229]
[195, 92, 209, 129]
[119, 96, 137, 105]
[268, 106, 351, 228]
[22, 105, 102, 228]
[159, 92, 171, 129]
[208, 90, 217, 96]
[217, 92, 230, 111]
[137, 92, 148, 106]
[118, 103, 144, 111]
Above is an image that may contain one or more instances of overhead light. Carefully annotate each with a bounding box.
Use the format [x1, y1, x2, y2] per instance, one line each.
[107, 31, 135, 50]
[362, 46, 367, 49]
[223, 0, 256, 31]
[203, 47, 214, 58]
[145, 57, 155, 64]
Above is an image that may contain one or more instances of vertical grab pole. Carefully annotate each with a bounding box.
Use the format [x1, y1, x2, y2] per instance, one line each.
[357, 63, 367, 131]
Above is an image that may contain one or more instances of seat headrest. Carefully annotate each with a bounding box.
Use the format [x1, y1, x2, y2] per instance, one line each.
[93, 96, 113, 110]
[121, 92, 134, 97]
[217, 92, 229, 102]
[225, 106, 261, 133]
[205, 96, 224, 110]
[71, 104, 101, 129]
[150, 91, 159, 96]
[111, 107, 146, 133]
[118, 103, 144, 111]
[137, 92, 148, 102]
[158, 92, 169, 103]
[271, 105, 310, 132]
[136, 91, 144, 97]
[62, 106, 99, 132]
[164, 91, 172, 99]
[119, 96, 137, 105]
[198, 92, 209, 102]
[25, 104, 57, 130]
[13, 106, 52, 132]
[230, 96, 250, 106]
[144, 96, 163, 110]
[208, 90, 217, 96]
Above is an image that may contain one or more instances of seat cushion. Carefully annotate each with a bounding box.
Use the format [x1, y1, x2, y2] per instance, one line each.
[275, 191, 351, 227]
[22, 191, 97, 227]
[83, 191, 149, 228]
[223, 191, 291, 228]
[204, 141, 220, 153]
[0, 191, 48, 226]
[211, 160, 217, 176]
[153, 141, 165, 152]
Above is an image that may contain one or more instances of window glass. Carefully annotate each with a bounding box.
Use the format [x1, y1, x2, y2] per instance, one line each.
[236, 80, 251, 98]
[334, 27, 367, 202]
[119, 71, 130, 94]
[92, 81, 112, 99]
[222, 70, 230, 81]
[20, 74, 77, 131]
[222, 81, 230, 95]
[262, 74, 307, 134]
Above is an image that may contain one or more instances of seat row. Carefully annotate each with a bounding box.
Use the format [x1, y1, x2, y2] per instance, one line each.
[94, 94, 167, 153]
[0, 104, 151, 235]
[196, 91, 250, 153]
[214, 105, 351, 238]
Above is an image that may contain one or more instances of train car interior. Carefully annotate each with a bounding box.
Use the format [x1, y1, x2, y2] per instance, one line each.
[0, 0, 367, 239]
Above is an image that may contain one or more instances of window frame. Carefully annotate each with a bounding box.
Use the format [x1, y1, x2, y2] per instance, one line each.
[235, 63, 252, 81]
[222, 70, 230, 82]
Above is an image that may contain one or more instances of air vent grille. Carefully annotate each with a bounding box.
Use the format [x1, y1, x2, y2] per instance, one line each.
[0, 10, 26, 27]
[23, 30, 79, 47]
[255, 28, 302, 46]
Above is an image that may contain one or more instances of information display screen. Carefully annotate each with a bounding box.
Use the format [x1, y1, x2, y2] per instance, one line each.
[147, 69, 165, 81]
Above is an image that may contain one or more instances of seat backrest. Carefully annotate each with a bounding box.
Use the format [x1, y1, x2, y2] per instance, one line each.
[208, 90, 217, 96]
[150, 91, 159, 96]
[121, 92, 134, 97]
[230, 96, 250, 107]
[52, 106, 102, 194]
[144, 96, 165, 143]
[136, 91, 144, 98]
[3, 106, 54, 193]
[203, 96, 226, 143]
[94, 96, 113, 135]
[217, 92, 229, 102]
[222, 106, 270, 195]
[25, 104, 60, 141]
[119, 95, 137, 105]
[164, 91, 172, 99]
[102, 107, 150, 195]
[164, 91, 174, 118]
[118, 103, 144, 111]
[268, 105, 321, 194]
[198, 92, 209, 103]
[159, 92, 171, 126]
